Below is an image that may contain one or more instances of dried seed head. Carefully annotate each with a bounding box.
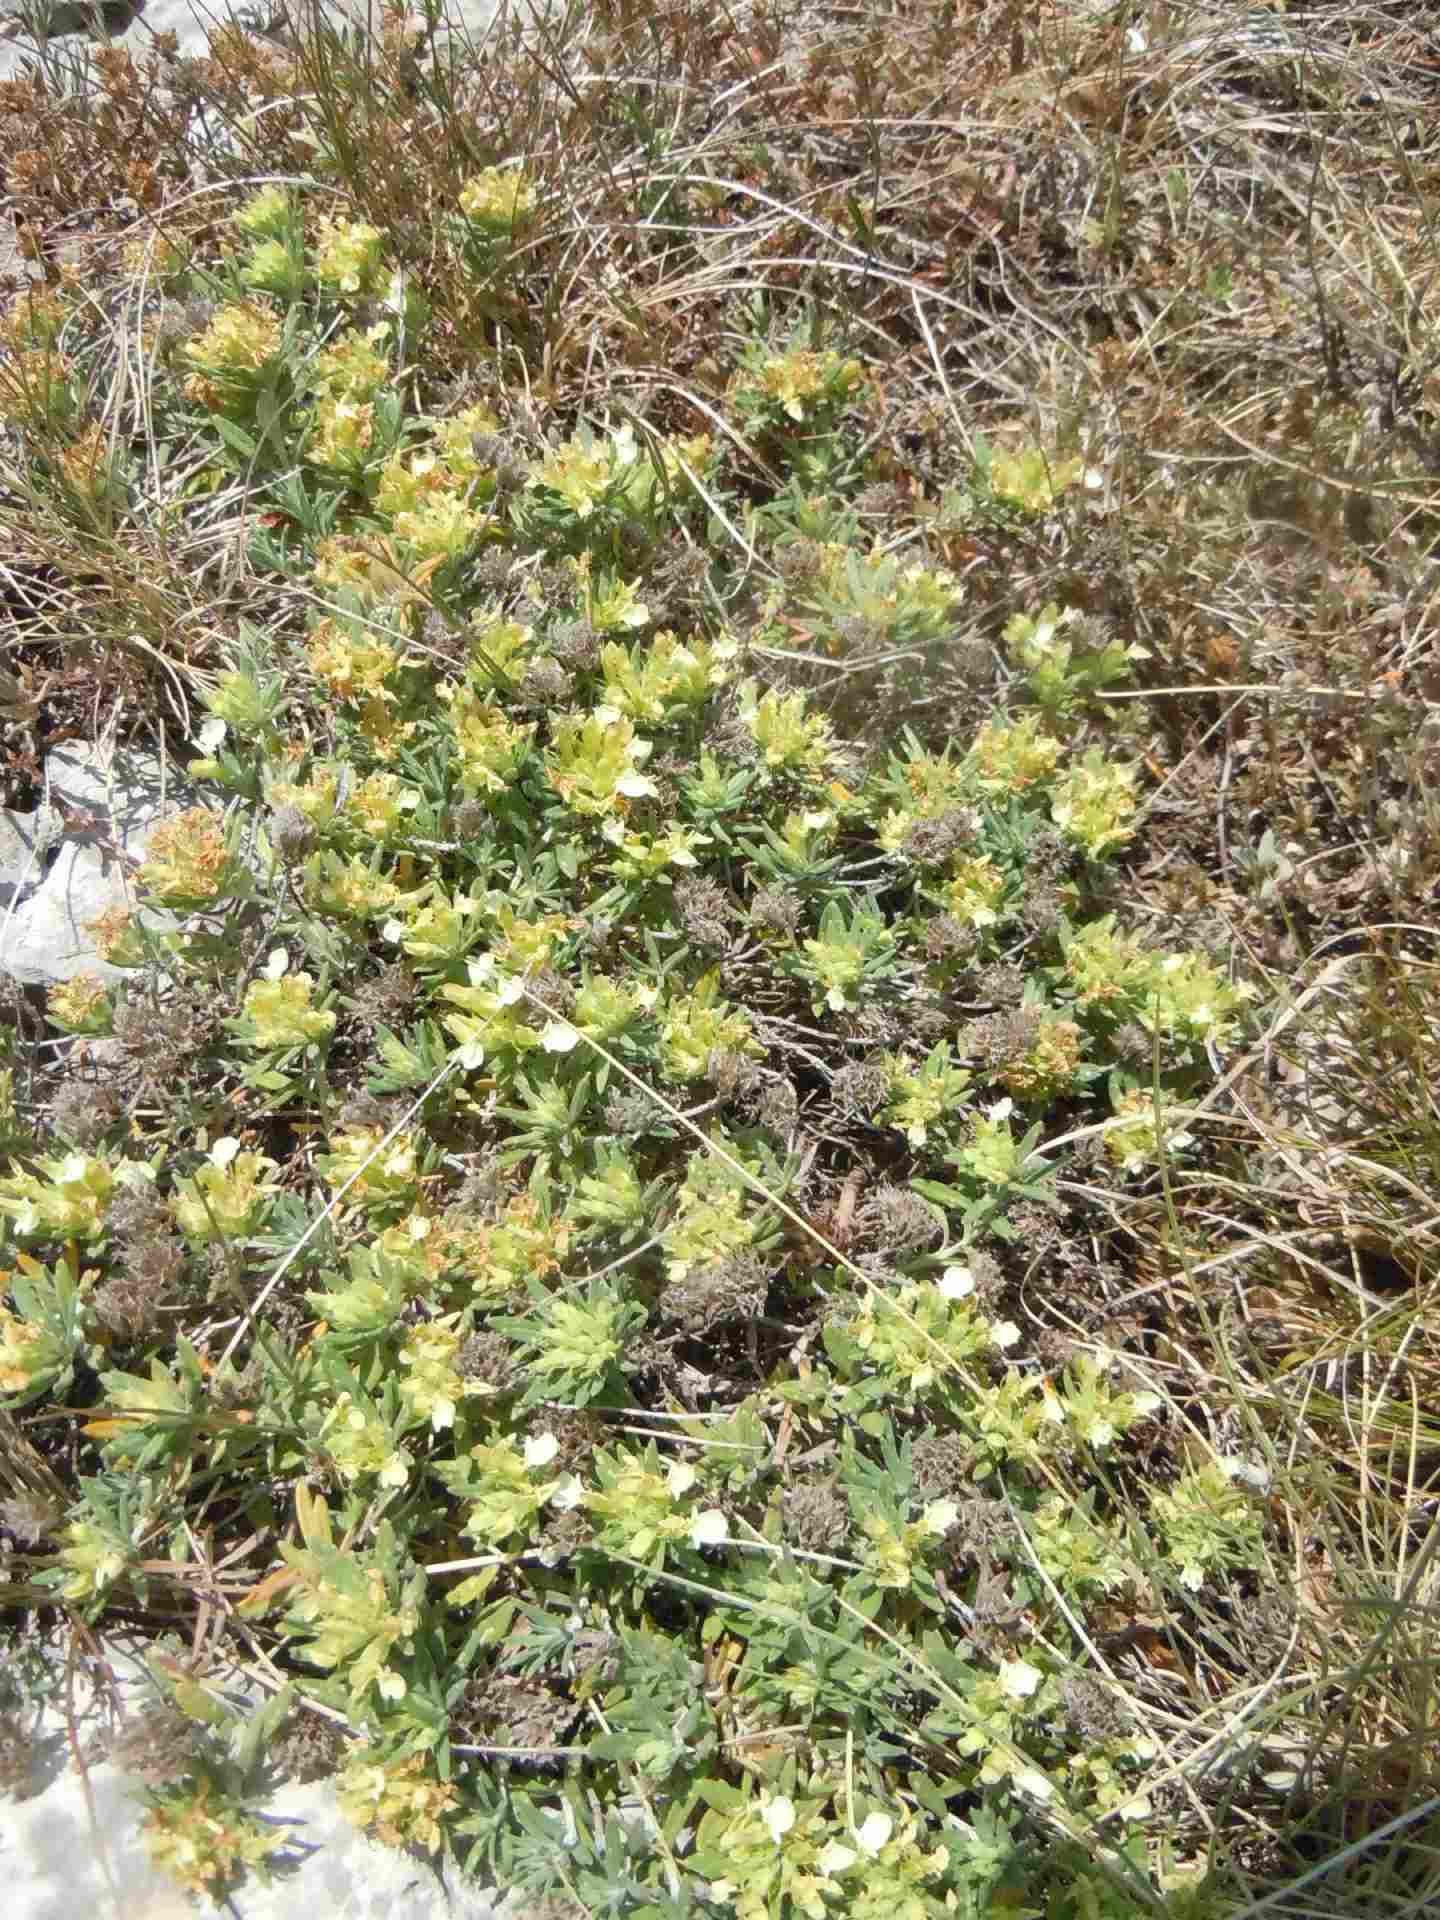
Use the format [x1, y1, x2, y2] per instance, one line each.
[453, 1163, 505, 1219]
[474, 1673, 577, 1754]
[338, 1092, 392, 1133]
[975, 962, 1026, 1007]
[536, 1408, 604, 1470]
[457, 1329, 516, 1389]
[421, 607, 469, 670]
[1111, 1020, 1152, 1066]
[272, 1711, 345, 1783]
[781, 1478, 849, 1553]
[647, 540, 711, 620]
[855, 482, 909, 520]
[962, 1007, 1042, 1073]
[749, 887, 801, 936]
[753, 1077, 799, 1135]
[707, 1046, 762, 1101]
[675, 875, 733, 949]
[829, 1058, 890, 1118]
[520, 656, 571, 705]
[348, 960, 416, 1031]
[922, 912, 975, 961]
[0, 1491, 60, 1547]
[525, 966, 573, 1013]
[901, 807, 979, 866]
[548, 617, 599, 667]
[1017, 879, 1064, 939]
[533, 564, 579, 616]
[473, 548, 515, 591]
[659, 1252, 768, 1334]
[49, 1076, 121, 1148]
[858, 1183, 942, 1252]
[108, 1181, 169, 1244]
[567, 1627, 620, 1686]
[910, 1429, 974, 1498]
[772, 538, 825, 587]
[269, 804, 315, 864]
[470, 433, 527, 495]
[93, 1270, 164, 1343]
[1059, 1675, 1132, 1741]
[130, 1230, 187, 1294]
[107, 1706, 198, 1786]
[537, 1502, 593, 1567]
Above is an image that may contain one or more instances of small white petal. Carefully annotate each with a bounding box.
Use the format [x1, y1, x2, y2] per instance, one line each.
[923, 1499, 959, 1535]
[990, 1319, 1022, 1349]
[524, 1433, 560, 1468]
[1000, 1658, 1043, 1700]
[550, 1474, 585, 1511]
[541, 1021, 580, 1053]
[855, 1812, 893, 1854]
[1014, 1767, 1053, 1802]
[938, 1265, 974, 1300]
[818, 1841, 857, 1874]
[1214, 1454, 1258, 1487]
[211, 1137, 241, 1169]
[264, 946, 290, 979]
[690, 1510, 729, 1548]
[666, 1461, 698, 1498]
[762, 1795, 796, 1842]
[616, 772, 659, 798]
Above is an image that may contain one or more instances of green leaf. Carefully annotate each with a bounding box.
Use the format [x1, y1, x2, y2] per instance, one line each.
[694, 1777, 745, 1812]
[232, 1683, 294, 1785]
[910, 1179, 971, 1209]
[211, 415, 259, 459]
[246, 1068, 294, 1093]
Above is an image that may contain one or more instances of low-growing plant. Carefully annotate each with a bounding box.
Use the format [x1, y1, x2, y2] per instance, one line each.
[2, 2, 1438, 1917]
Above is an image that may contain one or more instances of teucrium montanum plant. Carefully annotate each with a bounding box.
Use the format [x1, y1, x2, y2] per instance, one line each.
[0, 151, 1266, 1920]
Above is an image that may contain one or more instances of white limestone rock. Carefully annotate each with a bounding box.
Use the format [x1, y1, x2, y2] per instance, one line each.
[0, 740, 201, 987]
